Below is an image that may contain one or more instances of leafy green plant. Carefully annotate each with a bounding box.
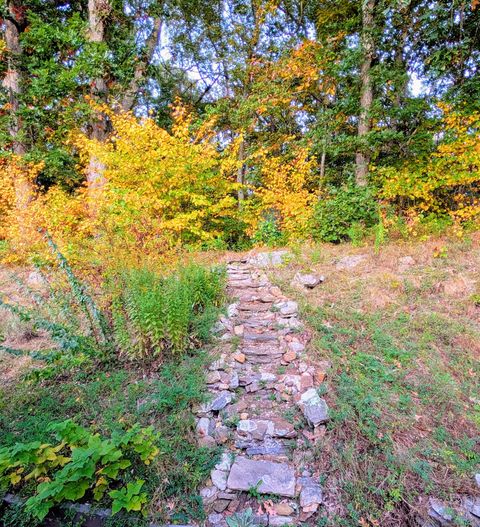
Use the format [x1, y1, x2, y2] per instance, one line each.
[226, 507, 256, 527]
[0, 420, 159, 520]
[247, 480, 262, 499]
[1, 236, 226, 371]
[470, 293, 480, 307]
[252, 213, 285, 247]
[109, 479, 148, 515]
[111, 263, 225, 359]
[311, 184, 379, 243]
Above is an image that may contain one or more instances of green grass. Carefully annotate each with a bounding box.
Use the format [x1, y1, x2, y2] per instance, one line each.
[304, 304, 480, 527]
[0, 350, 219, 523]
[0, 255, 227, 523]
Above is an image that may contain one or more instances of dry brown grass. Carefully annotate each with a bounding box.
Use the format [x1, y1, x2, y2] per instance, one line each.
[0, 265, 54, 387]
[272, 232, 479, 321]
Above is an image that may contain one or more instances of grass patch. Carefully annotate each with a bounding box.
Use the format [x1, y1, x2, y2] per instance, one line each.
[305, 303, 479, 526]
[0, 351, 219, 523]
[0, 252, 225, 524]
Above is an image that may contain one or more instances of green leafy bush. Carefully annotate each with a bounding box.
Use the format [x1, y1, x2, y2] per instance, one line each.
[111, 263, 226, 359]
[311, 185, 379, 243]
[0, 420, 159, 520]
[252, 213, 285, 247]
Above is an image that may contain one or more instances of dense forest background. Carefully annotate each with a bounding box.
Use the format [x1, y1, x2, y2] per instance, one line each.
[1, 0, 480, 262]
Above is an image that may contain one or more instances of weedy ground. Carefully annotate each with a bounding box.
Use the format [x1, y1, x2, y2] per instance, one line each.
[270, 233, 480, 526]
[1, 234, 479, 526]
[0, 264, 222, 525]
[0, 355, 220, 525]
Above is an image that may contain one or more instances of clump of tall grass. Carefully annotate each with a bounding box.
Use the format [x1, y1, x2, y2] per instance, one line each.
[111, 264, 226, 360]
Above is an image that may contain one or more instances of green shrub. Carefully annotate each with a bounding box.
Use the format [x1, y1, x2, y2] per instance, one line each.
[311, 185, 379, 243]
[111, 263, 226, 359]
[0, 420, 159, 520]
[252, 213, 285, 247]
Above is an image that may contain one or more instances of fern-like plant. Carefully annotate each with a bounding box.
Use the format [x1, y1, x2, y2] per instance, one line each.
[110, 263, 225, 360]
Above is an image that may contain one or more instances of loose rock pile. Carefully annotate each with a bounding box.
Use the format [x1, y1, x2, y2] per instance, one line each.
[196, 256, 330, 526]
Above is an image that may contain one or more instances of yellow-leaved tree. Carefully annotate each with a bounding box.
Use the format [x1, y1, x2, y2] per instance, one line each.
[378, 106, 480, 227]
[248, 145, 317, 238]
[0, 102, 240, 264]
[72, 102, 239, 251]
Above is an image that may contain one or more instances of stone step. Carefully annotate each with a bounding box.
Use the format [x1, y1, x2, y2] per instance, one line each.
[236, 418, 297, 439]
[235, 437, 288, 456]
[234, 292, 276, 303]
[229, 281, 263, 289]
[228, 274, 252, 282]
[226, 457, 296, 497]
[200, 253, 328, 526]
[238, 302, 272, 312]
[243, 332, 279, 343]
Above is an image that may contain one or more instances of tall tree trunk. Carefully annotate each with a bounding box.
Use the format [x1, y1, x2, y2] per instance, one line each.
[237, 138, 246, 205]
[86, 0, 111, 210]
[121, 17, 162, 112]
[355, 0, 375, 186]
[2, 1, 32, 211]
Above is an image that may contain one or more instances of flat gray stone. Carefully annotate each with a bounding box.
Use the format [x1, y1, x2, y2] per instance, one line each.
[226, 456, 296, 497]
[244, 332, 279, 342]
[213, 426, 230, 444]
[230, 280, 261, 289]
[211, 469, 228, 490]
[207, 371, 222, 384]
[229, 371, 239, 389]
[336, 254, 367, 270]
[463, 496, 480, 518]
[196, 417, 213, 437]
[293, 273, 324, 289]
[208, 513, 227, 527]
[288, 340, 305, 353]
[227, 303, 239, 318]
[200, 486, 218, 505]
[270, 418, 297, 438]
[249, 250, 290, 267]
[245, 381, 261, 393]
[234, 437, 287, 453]
[218, 492, 236, 501]
[210, 391, 233, 412]
[213, 499, 230, 513]
[428, 498, 454, 524]
[260, 372, 277, 382]
[215, 453, 233, 472]
[245, 439, 287, 456]
[475, 473, 480, 488]
[237, 419, 272, 440]
[299, 388, 329, 426]
[277, 317, 303, 330]
[275, 301, 298, 316]
[269, 516, 295, 526]
[299, 476, 323, 507]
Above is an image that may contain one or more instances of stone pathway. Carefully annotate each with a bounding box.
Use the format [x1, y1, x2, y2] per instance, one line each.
[196, 255, 331, 526]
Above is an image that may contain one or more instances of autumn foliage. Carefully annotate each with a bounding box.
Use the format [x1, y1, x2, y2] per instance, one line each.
[378, 106, 480, 226]
[1, 102, 480, 264]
